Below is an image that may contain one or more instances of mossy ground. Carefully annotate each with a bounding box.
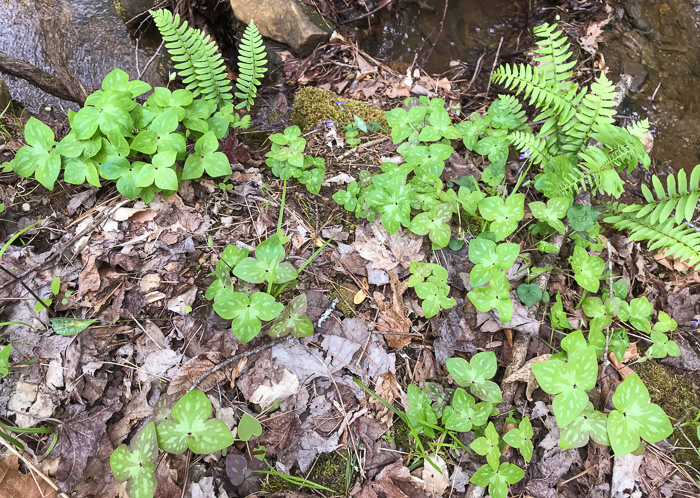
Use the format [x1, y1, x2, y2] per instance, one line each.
[635, 360, 700, 479]
[291, 87, 387, 132]
[260, 451, 349, 496]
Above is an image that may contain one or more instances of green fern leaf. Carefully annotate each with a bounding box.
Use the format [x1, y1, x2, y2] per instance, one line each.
[508, 130, 552, 166]
[492, 63, 577, 122]
[235, 21, 268, 111]
[563, 73, 616, 153]
[151, 9, 233, 105]
[605, 204, 700, 269]
[622, 165, 700, 224]
[533, 22, 576, 92]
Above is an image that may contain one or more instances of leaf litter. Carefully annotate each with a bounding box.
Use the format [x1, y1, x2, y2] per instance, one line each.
[0, 11, 699, 498]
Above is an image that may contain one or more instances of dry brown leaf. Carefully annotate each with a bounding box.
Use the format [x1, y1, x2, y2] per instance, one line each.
[369, 371, 402, 427]
[167, 352, 227, 395]
[610, 352, 634, 380]
[77, 255, 101, 296]
[0, 457, 57, 498]
[374, 272, 412, 348]
[503, 354, 551, 401]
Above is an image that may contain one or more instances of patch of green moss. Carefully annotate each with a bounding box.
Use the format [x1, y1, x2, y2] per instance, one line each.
[635, 360, 700, 479]
[392, 418, 414, 453]
[291, 87, 387, 132]
[260, 452, 348, 496]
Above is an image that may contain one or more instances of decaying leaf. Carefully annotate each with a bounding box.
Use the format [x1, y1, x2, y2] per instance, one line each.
[374, 272, 412, 348]
[503, 354, 551, 401]
[0, 457, 57, 498]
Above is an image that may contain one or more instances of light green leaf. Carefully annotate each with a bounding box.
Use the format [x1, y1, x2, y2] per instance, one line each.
[50, 318, 99, 336]
[110, 422, 158, 498]
[560, 402, 609, 449]
[570, 246, 605, 293]
[156, 389, 234, 454]
[238, 413, 262, 441]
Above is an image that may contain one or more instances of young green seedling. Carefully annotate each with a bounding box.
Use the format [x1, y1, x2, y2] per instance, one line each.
[478, 193, 525, 241]
[156, 389, 234, 454]
[570, 246, 605, 293]
[0, 344, 11, 377]
[110, 422, 158, 498]
[470, 421, 502, 470]
[470, 461, 525, 498]
[441, 388, 491, 432]
[607, 373, 673, 455]
[467, 272, 514, 323]
[269, 294, 314, 338]
[503, 416, 534, 462]
[468, 238, 520, 288]
[237, 413, 263, 442]
[445, 351, 502, 403]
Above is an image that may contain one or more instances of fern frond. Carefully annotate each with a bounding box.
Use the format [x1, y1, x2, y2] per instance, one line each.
[492, 63, 577, 122]
[592, 124, 650, 172]
[605, 204, 700, 269]
[622, 165, 700, 224]
[563, 73, 616, 153]
[626, 118, 650, 139]
[151, 9, 233, 105]
[235, 21, 267, 111]
[532, 22, 576, 92]
[507, 130, 552, 166]
[577, 148, 625, 197]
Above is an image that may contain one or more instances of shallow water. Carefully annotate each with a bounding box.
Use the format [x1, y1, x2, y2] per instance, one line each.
[0, 0, 164, 112]
[357, 0, 700, 173]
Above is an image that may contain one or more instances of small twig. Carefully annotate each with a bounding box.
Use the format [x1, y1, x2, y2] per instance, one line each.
[187, 337, 286, 393]
[337, 136, 390, 161]
[485, 37, 504, 96]
[137, 40, 165, 80]
[0, 264, 56, 318]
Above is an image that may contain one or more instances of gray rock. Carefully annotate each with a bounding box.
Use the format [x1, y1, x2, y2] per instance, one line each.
[0, 78, 11, 111]
[113, 0, 156, 25]
[230, 0, 332, 57]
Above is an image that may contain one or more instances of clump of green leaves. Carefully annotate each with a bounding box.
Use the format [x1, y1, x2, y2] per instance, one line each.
[407, 262, 455, 318]
[7, 69, 247, 202]
[265, 126, 326, 194]
[110, 422, 158, 498]
[446, 352, 502, 404]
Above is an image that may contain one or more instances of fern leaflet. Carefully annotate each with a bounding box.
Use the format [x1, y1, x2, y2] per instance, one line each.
[533, 22, 576, 92]
[622, 165, 700, 224]
[563, 73, 616, 153]
[508, 130, 552, 166]
[235, 21, 267, 111]
[151, 9, 233, 105]
[605, 204, 700, 269]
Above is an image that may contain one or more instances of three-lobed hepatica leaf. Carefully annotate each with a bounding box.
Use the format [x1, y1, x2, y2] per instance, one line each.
[409, 203, 453, 249]
[607, 373, 673, 456]
[102, 67, 152, 99]
[560, 401, 609, 449]
[531, 343, 598, 428]
[468, 238, 520, 288]
[401, 143, 454, 176]
[478, 193, 525, 241]
[470, 421, 502, 471]
[233, 235, 297, 285]
[182, 131, 232, 180]
[441, 388, 492, 432]
[418, 107, 461, 142]
[131, 107, 186, 156]
[110, 422, 158, 498]
[470, 461, 525, 498]
[445, 351, 502, 404]
[269, 294, 314, 338]
[366, 172, 412, 234]
[385, 106, 428, 143]
[156, 389, 235, 454]
[414, 280, 456, 318]
[74, 89, 135, 139]
[10, 117, 62, 189]
[213, 290, 284, 343]
[648, 330, 681, 359]
[570, 246, 605, 293]
[467, 272, 513, 323]
[529, 196, 571, 234]
[503, 416, 534, 462]
[136, 150, 179, 191]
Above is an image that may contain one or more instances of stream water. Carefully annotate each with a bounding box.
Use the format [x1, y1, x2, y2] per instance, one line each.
[358, 0, 700, 174]
[0, 0, 164, 112]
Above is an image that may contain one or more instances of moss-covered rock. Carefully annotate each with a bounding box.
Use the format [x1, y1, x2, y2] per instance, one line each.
[291, 87, 387, 132]
[635, 360, 700, 479]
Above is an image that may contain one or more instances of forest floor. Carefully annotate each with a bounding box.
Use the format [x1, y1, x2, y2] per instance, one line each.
[0, 1, 700, 497]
